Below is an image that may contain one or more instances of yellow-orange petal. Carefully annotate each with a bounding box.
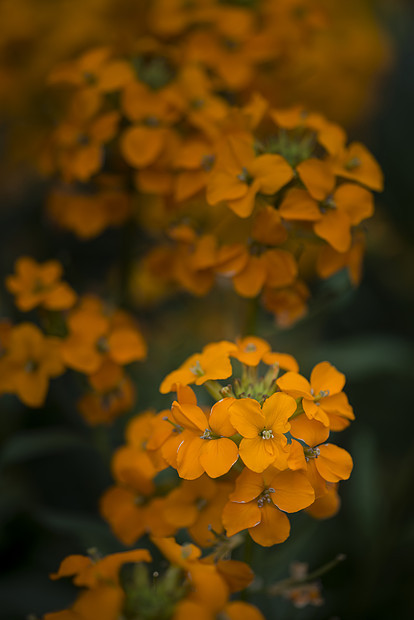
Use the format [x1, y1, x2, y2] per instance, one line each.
[264, 249, 297, 288]
[316, 444, 353, 482]
[121, 126, 165, 168]
[262, 392, 296, 432]
[229, 398, 264, 438]
[296, 159, 336, 201]
[171, 402, 207, 433]
[262, 352, 299, 372]
[279, 188, 321, 221]
[269, 470, 315, 512]
[313, 209, 352, 253]
[209, 398, 237, 436]
[276, 371, 312, 397]
[306, 483, 340, 519]
[249, 503, 290, 546]
[222, 500, 261, 537]
[223, 601, 265, 620]
[239, 435, 279, 473]
[229, 468, 263, 503]
[108, 328, 147, 364]
[233, 255, 267, 297]
[289, 416, 330, 446]
[310, 361, 345, 396]
[250, 153, 293, 195]
[200, 438, 239, 478]
[176, 435, 205, 479]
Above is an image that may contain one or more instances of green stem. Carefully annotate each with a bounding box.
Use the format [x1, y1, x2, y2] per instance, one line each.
[240, 533, 253, 601]
[203, 380, 224, 401]
[243, 296, 259, 337]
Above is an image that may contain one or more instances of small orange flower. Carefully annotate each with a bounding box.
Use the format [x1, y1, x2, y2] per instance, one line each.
[6, 257, 77, 312]
[170, 391, 239, 479]
[0, 323, 64, 407]
[222, 467, 314, 546]
[77, 360, 135, 426]
[229, 392, 296, 472]
[160, 340, 237, 393]
[277, 361, 355, 429]
[207, 134, 293, 218]
[61, 297, 147, 374]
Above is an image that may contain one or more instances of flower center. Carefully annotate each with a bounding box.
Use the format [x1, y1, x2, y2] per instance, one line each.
[190, 359, 204, 377]
[257, 487, 275, 508]
[260, 428, 274, 440]
[345, 156, 361, 170]
[304, 446, 320, 461]
[200, 428, 213, 440]
[237, 166, 253, 184]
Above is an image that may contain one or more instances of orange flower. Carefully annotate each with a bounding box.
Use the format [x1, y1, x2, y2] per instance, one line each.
[52, 109, 120, 182]
[279, 183, 374, 253]
[277, 361, 355, 429]
[61, 297, 147, 374]
[160, 340, 237, 393]
[332, 142, 383, 191]
[0, 323, 64, 407]
[231, 335, 299, 372]
[229, 392, 296, 472]
[101, 486, 174, 546]
[77, 360, 135, 426]
[6, 256, 76, 312]
[222, 467, 314, 546]
[263, 281, 310, 328]
[163, 476, 232, 547]
[169, 391, 239, 479]
[50, 548, 151, 587]
[207, 134, 293, 218]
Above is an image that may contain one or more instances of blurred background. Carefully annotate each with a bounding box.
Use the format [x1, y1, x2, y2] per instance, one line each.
[0, 1, 413, 619]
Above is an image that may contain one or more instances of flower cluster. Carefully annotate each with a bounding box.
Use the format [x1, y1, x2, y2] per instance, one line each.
[2, 257, 146, 421]
[38, 1, 385, 326]
[43, 538, 264, 620]
[100, 337, 353, 552]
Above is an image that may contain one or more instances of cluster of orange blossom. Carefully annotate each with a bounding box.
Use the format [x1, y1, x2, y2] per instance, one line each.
[1, 2, 387, 617]
[43, 336, 352, 618]
[99, 336, 352, 552]
[42, 32, 383, 324]
[1, 257, 146, 421]
[0, 0, 389, 175]
[43, 538, 265, 620]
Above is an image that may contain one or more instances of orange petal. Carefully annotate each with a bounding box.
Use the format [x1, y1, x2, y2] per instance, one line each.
[262, 392, 296, 433]
[222, 500, 261, 537]
[276, 371, 312, 397]
[334, 183, 374, 224]
[250, 153, 293, 195]
[297, 159, 336, 201]
[263, 249, 297, 288]
[229, 398, 264, 438]
[249, 503, 290, 546]
[176, 435, 205, 480]
[108, 328, 147, 364]
[121, 126, 165, 168]
[233, 255, 266, 297]
[209, 398, 237, 436]
[269, 470, 315, 512]
[199, 438, 239, 478]
[316, 444, 353, 482]
[229, 468, 263, 503]
[279, 189, 321, 221]
[314, 209, 352, 252]
[310, 362, 345, 396]
[289, 416, 330, 446]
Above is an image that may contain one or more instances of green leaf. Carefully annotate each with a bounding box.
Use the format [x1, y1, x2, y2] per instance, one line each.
[0, 429, 89, 467]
